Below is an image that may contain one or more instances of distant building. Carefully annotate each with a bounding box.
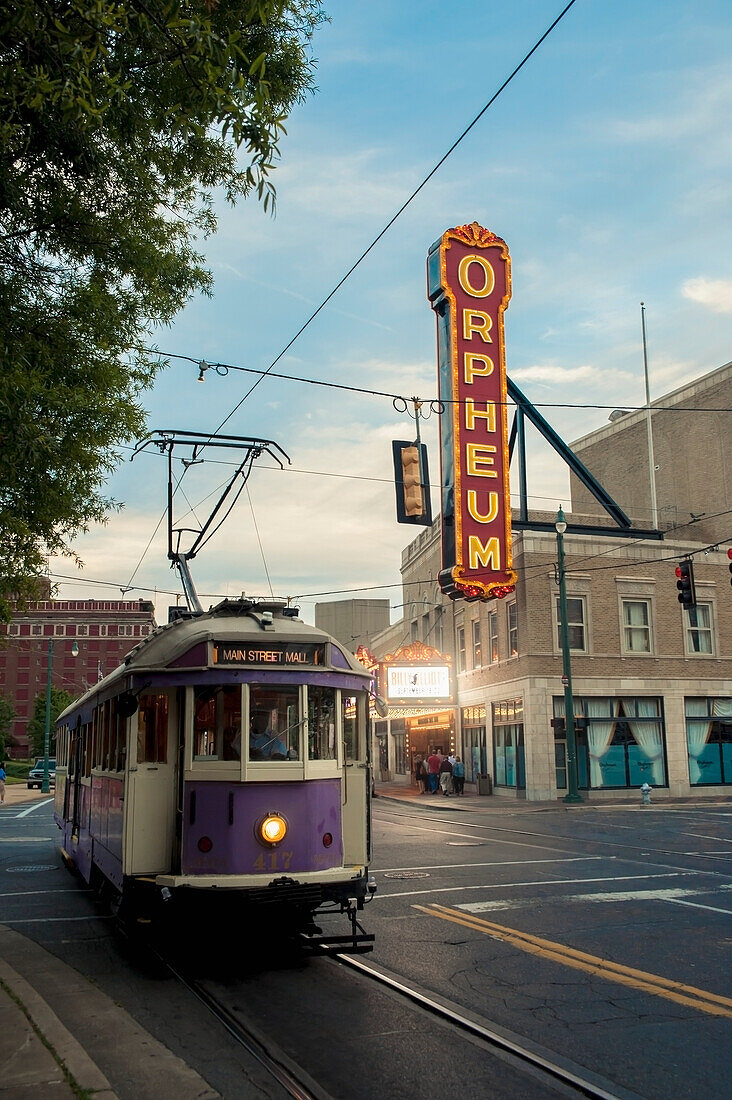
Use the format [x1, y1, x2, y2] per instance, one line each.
[369, 363, 732, 800]
[0, 598, 157, 757]
[314, 598, 391, 653]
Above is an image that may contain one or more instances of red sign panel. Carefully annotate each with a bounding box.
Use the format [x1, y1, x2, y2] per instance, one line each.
[427, 223, 517, 601]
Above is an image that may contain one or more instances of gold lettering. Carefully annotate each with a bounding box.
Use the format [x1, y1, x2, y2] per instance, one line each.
[457, 254, 495, 298]
[464, 399, 496, 433]
[463, 353, 494, 384]
[468, 535, 501, 571]
[462, 309, 493, 342]
[466, 444, 498, 478]
[467, 490, 499, 523]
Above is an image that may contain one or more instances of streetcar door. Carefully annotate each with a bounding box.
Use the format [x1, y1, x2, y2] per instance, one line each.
[127, 691, 177, 874]
[341, 691, 369, 866]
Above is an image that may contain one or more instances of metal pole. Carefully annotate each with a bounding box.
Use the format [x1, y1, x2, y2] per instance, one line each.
[556, 509, 582, 803]
[42, 638, 53, 794]
[640, 303, 658, 528]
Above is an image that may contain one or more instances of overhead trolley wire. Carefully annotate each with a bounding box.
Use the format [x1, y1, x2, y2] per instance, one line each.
[193, 0, 582, 443]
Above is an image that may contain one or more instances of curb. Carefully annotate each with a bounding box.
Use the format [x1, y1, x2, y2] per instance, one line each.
[0, 956, 116, 1098]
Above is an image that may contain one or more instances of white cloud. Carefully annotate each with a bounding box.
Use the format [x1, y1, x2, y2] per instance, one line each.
[681, 276, 732, 314]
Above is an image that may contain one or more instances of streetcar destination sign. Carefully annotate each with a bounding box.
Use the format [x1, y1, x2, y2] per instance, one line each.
[213, 643, 325, 666]
[427, 222, 517, 602]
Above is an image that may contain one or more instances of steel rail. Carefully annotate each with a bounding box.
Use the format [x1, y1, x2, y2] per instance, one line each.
[336, 954, 637, 1100]
[160, 955, 330, 1100]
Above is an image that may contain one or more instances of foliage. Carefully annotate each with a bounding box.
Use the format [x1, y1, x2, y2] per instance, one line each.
[0, 691, 15, 759]
[0, 1, 324, 617]
[27, 687, 77, 759]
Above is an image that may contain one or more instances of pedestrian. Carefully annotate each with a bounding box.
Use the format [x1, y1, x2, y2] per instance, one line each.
[427, 748, 442, 793]
[0, 761, 6, 804]
[439, 754, 453, 796]
[452, 755, 465, 795]
[414, 755, 427, 794]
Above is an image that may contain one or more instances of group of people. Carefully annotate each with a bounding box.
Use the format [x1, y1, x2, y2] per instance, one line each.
[414, 749, 465, 796]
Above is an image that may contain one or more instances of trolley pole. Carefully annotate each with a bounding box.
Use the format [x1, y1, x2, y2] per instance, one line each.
[42, 638, 53, 794]
[556, 508, 583, 804]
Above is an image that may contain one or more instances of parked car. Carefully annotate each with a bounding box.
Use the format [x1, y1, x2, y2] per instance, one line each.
[27, 759, 56, 789]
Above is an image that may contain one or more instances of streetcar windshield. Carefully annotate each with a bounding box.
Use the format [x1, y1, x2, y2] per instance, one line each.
[249, 684, 300, 761]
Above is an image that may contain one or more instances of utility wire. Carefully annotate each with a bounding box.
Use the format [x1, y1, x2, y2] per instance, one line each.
[144, 347, 732, 415]
[195, 0, 582, 441]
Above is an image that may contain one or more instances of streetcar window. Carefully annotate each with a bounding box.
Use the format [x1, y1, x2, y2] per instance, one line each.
[193, 685, 241, 760]
[111, 699, 127, 772]
[137, 693, 168, 763]
[307, 686, 336, 760]
[249, 685, 300, 761]
[341, 690, 358, 761]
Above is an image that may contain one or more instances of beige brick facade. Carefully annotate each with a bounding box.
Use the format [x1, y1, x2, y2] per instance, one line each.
[370, 363, 732, 801]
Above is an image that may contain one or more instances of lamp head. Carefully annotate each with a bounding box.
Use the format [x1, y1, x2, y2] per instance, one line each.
[555, 506, 567, 536]
[71, 641, 79, 657]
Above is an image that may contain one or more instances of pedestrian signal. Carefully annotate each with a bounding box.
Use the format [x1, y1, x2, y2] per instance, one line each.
[675, 559, 696, 610]
[728, 547, 732, 587]
[392, 440, 432, 526]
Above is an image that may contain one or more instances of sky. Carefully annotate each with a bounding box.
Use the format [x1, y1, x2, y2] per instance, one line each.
[49, 0, 732, 627]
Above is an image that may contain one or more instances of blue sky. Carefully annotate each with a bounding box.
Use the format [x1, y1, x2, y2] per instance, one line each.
[51, 0, 732, 625]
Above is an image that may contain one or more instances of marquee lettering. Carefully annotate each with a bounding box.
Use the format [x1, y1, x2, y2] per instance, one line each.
[428, 223, 518, 601]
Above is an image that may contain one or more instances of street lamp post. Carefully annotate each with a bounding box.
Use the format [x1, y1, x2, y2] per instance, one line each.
[556, 507, 583, 804]
[42, 638, 53, 794]
[42, 638, 79, 794]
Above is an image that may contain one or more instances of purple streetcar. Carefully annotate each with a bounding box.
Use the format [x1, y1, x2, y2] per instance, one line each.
[54, 598, 376, 952]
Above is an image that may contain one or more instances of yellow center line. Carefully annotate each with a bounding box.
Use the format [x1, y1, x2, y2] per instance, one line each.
[414, 903, 732, 1019]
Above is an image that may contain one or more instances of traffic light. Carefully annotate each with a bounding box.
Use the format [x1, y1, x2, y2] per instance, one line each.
[392, 440, 432, 525]
[675, 558, 696, 610]
[728, 547, 732, 587]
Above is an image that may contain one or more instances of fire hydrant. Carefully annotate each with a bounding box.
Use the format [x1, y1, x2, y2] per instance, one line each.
[640, 782, 652, 806]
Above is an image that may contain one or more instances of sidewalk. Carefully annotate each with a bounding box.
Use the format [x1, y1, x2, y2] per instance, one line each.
[374, 779, 732, 813]
[0, 786, 219, 1099]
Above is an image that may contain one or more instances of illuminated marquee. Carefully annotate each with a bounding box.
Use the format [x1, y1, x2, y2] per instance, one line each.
[379, 640, 453, 705]
[427, 222, 517, 601]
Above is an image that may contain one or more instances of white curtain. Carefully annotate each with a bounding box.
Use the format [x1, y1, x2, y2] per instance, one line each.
[624, 698, 665, 785]
[712, 699, 732, 718]
[686, 699, 713, 784]
[586, 698, 617, 788]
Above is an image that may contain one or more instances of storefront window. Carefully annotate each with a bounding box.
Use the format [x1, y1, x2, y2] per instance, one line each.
[462, 705, 486, 783]
[553, 696, 667, 789]
[492, 700, 524, 789]
[390, 718, 406, 774]
[686, 698, 732, 785]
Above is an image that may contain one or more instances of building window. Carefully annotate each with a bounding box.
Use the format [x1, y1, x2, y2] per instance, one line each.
[507, 602, 518, 657]
[54, 624, 66, 636]
[686, 698, 732, 785]
[472, 619, 482, 668]
[461, 705, 487, 784]
[31, 624, 42, 636]
[553, 696, 667, 789]
[422, 612, 431, 643]
[488, 611, 498, 663]
[434, 613, 443, 652]
[555, 596, 586, 652]
[492, 699, 525, 789]
[77, 624, 88, 637]
[621, 599, 652, 653]
[410, 620, 418, 642]
[685, 604, 713, 655]
[456, 626, 466, 672]
[391, 718, 406, 775]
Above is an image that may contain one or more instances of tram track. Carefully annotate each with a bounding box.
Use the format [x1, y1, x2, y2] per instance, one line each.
[334, 953, 638, 1100]
[153, 928, 638, 1100]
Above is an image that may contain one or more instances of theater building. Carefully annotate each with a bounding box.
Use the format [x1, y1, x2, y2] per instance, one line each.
[369, 361, 732, 800]
[0, 597, 157, 757]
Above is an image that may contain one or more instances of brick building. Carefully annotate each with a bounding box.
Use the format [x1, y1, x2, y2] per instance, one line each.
[370, 362, 732, 800]
[0, 598, 157, 758]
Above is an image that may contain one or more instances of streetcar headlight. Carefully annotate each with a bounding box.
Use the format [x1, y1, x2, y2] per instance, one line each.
[258, 813, 287, 846]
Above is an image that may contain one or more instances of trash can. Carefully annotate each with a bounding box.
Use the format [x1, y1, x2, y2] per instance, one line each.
[477, 773, 493, 795]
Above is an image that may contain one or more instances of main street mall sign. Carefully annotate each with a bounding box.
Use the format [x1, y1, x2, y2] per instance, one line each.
[427, 223, 517, 602]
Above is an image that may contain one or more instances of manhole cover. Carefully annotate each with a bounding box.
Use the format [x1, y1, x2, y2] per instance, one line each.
[383, 871, 430, 880]
[6, 864, 58, 873]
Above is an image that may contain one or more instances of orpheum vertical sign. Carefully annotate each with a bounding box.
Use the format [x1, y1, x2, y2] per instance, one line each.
[427, 223, 517, 601]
